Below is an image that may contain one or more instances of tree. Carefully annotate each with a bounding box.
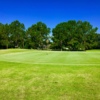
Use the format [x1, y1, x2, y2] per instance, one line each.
[9, 20, 25, 48]
[0, 23, 9, 49]
[0, 20, 99, 50]
[52, 20, 98, 51]
[52, 20, 80, 50]
[52, 22, 69, 50]
[97, 34, 100, 49]
[26, 22, 50, 49]
[81, 21, 98, 50]
[94, 33, 100, 49]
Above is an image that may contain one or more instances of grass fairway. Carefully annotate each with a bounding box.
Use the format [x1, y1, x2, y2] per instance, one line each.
[0, 49, 100, 100]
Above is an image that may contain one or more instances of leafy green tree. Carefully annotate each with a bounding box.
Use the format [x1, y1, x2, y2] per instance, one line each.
[81, 21, 98, 50]
[97, 34, 100, 49]
[52, 20, 80, 50]
[0, 20, 99, 50]
[26, 22, 50, 49]
[52, 22, 69, 50]
[66, 20, 79, 50]
[0, 23, 9, 49]
[9, 20, 25, 48]
[52, 20, 98, 51]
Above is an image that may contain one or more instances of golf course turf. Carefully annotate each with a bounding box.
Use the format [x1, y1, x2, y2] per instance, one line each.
[0, 49, 100, 100]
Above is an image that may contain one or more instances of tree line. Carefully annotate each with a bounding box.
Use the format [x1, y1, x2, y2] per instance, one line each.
[0, 20, 100, 50]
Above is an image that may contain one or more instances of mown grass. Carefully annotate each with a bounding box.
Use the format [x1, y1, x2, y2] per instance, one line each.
[0, 49, 100, 100]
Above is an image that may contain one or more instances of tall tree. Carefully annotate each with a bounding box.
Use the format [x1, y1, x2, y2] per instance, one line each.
[81, 21, 98, 50]
[26, 22, 50, 49]
[97, 34, 100, 49]
[9, 20, 25, 48]
[52, 20, 98, 51]
[52, 22, 69, 50]
[0, 23, 9, 49]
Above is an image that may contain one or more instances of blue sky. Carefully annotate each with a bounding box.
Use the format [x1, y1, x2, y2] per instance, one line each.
[0, 0, 100, 33]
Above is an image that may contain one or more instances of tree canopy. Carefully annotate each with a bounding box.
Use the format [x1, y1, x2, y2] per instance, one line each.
[9, 20, 25, 48]
[52, 20, 98, 50]
[26, 22, 50, 49]
[0, 20, 99, 50]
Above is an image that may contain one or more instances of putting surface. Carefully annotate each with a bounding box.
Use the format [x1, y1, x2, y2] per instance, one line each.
[0, 49, 100, 100]
[0, 49, 100, 65]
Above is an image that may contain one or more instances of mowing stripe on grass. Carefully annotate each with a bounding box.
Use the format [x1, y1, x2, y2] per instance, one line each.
[6, 60, 100, 66]
[1, 60, 100, 66]
[26, 63, 100, 66]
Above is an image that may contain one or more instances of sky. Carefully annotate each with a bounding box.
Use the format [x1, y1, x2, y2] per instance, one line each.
[0, 0, 100, 33]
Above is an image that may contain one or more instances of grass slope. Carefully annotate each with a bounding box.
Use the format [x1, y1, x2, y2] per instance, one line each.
[0, 49, 100, 100]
